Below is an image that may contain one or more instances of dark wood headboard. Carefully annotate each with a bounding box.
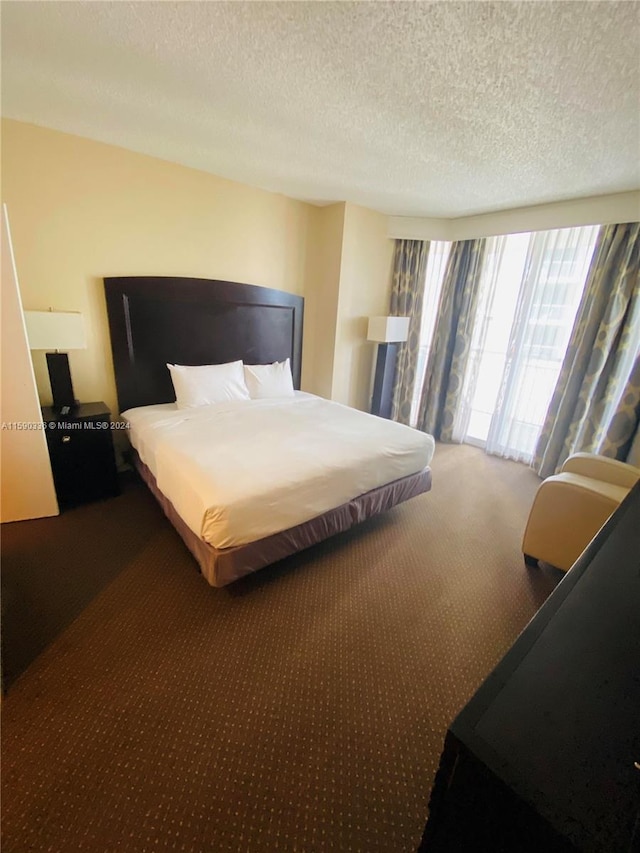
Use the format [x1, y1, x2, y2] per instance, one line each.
[104, 276, 304, 413]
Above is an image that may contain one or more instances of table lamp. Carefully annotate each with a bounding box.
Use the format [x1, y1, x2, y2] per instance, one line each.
[24, 309, 86, 412]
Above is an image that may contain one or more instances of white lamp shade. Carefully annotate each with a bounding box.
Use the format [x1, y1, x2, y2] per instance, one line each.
[367, 316, 410, 343]
[24, 311, 86, 351]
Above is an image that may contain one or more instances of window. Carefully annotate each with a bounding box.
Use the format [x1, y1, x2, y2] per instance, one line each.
[413, 226, 599, 463]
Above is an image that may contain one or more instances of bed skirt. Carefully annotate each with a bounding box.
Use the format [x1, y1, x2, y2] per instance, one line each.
[132, 450, 432, 587]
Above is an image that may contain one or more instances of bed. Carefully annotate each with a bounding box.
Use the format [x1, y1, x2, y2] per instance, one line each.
[105, 276, 434, 586]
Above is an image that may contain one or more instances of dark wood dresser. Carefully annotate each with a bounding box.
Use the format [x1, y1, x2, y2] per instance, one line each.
[420, 481, 640, 853]
[42, 402, 120, 510]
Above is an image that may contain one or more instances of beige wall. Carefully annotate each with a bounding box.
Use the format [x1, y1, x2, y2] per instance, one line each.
[332, 203, 393, 410]
[1, 205, 59, 521]
[1, 120, 313, 416]
[300, 203, 345, 398]
[301, 202, 393, 409]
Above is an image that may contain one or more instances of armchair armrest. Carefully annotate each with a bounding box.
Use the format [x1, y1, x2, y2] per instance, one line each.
[561, 453, 640, 489]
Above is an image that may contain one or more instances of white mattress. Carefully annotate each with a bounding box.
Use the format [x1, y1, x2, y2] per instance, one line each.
[123, 393, 434, 549]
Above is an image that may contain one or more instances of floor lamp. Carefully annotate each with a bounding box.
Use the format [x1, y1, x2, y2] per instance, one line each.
[24, 310, 86, 413]
[367, 316, 410, 418]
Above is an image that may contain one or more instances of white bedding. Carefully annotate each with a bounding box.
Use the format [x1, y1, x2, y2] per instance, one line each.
[123, 393, 434, 549]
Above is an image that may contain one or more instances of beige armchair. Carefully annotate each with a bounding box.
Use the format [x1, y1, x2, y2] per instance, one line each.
[522, 452, 640, 571]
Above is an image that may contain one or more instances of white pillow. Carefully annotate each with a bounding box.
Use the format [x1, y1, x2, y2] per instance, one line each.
[167, 361, 250, 409]
[243, 359, 295, 399]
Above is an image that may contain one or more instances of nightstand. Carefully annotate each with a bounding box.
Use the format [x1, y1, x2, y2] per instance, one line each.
[42, 402, 120, 510]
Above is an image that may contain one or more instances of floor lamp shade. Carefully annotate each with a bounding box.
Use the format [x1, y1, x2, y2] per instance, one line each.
[24, 311, 86, 410]
[367, 316, 410, 418]
[367, 316, 410, 344]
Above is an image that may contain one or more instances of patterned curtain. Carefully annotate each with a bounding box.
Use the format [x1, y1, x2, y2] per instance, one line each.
[627, 414, 640, 467]
[534, 222, 640, 478]
[389, 239, 430, 424]
[416, 239, 486, 440]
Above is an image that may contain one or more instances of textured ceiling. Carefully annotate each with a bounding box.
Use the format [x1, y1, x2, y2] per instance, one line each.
[2, 1, 639, 217]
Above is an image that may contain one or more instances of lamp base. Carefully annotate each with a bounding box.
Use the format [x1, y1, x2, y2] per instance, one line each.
[46, 352, 76, 412]
[371, 342, 399, 419]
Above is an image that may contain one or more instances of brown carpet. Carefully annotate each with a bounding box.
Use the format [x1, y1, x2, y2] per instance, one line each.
[1, 444, 562, 852]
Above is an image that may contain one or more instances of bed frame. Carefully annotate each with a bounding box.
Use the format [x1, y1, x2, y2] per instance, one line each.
[104, 276, 431, 586]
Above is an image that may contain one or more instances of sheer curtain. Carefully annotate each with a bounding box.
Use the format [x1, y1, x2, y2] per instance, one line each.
[486, 225, 599, 462]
